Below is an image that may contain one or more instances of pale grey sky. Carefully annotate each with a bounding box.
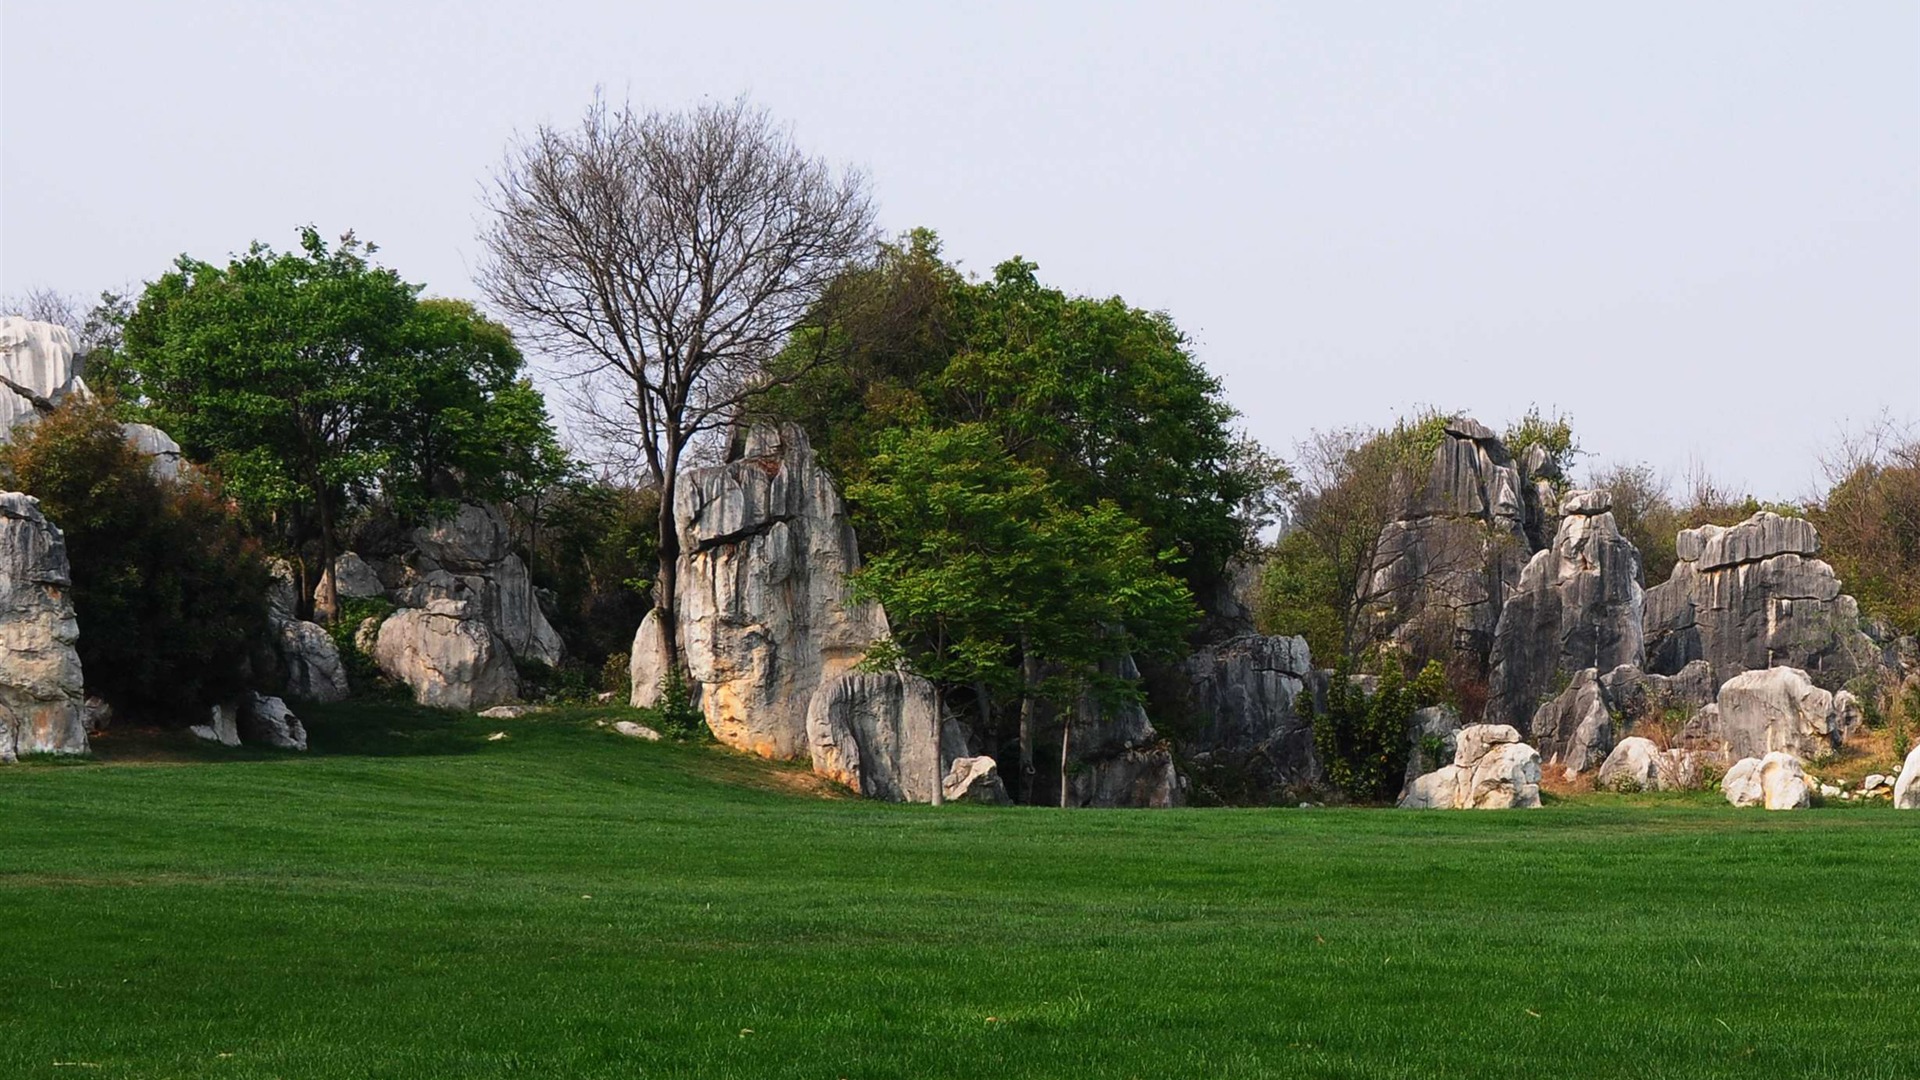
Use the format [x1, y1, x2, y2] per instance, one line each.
[3, 1, 1915, 498]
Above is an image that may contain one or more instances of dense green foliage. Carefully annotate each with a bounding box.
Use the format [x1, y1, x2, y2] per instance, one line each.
[848, 424, 1195, 753]
[764, 231, 1281, 598]
[1808, 433, 1920, 635]
[515, 481, 660, 668]
[1307, 659, 1448, 803]
[2, 703, 1914, 1078]
[0, 398, 271, 721]
[106, 228, 564, 617]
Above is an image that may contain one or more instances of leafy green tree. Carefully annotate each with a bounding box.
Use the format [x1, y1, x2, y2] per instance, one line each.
[115, 228, 563, 619]
[849, 423, 1196, 804]
[765, 231, 1281, 601]
[0, 397, 271, 720]
[1307, 658, 1450, 804]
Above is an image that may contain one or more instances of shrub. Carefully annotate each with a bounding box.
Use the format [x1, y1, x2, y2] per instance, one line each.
[0, 397, 271, 722]
[643, 668, 706, 740]
[600, 651, 631, 698]
[328, 596, 395, 693]
[1309, 660, 1417, 803]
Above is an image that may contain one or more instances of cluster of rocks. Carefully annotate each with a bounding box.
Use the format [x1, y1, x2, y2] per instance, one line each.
[1398, 723, 1542, 809]
[630, 424, 1010, 804]
[317, 502, 566, 710]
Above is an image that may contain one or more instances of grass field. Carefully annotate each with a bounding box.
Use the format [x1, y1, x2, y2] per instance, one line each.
[2, 702, 1914, 1079]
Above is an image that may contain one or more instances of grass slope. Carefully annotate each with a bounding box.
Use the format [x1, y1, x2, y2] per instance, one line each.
[2, 702, 1914, 1079]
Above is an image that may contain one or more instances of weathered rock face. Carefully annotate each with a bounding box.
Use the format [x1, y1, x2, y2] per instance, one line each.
[1063, 653, 1181, 808]
[190, 702, 241, 747]
[1722, 752, 1811, 810]
[1713, 666, 1837, 761]
[1527, 668, 1615, 778]
[1401, 704, 1461, 798]
[1894, 744, 1920, 810]
[1181, 633, 1316, 787]
[805, 671, 969, 803]
[0, 317, 87, 435]
[1362, 420, 1542, 663]
[0, 492, 87, 762]
[1595, 736, 1708, 792]
[945, 756, 1012, 804]
[1644, 512, 1878, 685]
[120, 422, 185, 481]
[1598, 660, 1717, 723]
[655, 424, 895, 760]
[373, 601, 519, 710]
[378, 504, 564, 668]
[321, 553, 385, 600]
[265, 561, 350, 703]
[1398, 723, 1542, 809]
[1485, 492, 1645, 731]
[239, 692, 308, 751]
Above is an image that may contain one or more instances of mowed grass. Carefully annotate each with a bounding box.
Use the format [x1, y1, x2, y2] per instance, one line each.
[2, 703, 1914, 1080]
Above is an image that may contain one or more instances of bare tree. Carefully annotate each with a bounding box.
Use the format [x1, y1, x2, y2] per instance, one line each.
[479, 94, 876, 672]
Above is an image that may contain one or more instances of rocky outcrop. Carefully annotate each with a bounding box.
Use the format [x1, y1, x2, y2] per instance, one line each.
[191, 702, 241, 747]
[1527, 668, 1615, 778]
[1398, 723, 1542, 809]
[1598, 660, 1717, 723]
[239, 692, 308, 751]
[1895, 745, 1920, 810]
[1181, 633, 1316, 787]
[367, 504, 564, 668]
[0, 317, 87, 435]
[1361, 419, 1543, 663]
[1595, 736, 1708, 792]
[1644, 512, 1879, 685]
[0, 492, 87, 762]
[944, 756, 1012, 804]
[373, 600, 519, 710]
[1485, 491, 1645, 731]
[1722, 752, 1811, 810]
[805, 671, 967, 803]
[265, 561, 349, 703]
[320, 552, 385, 600]
[120, 422, 185, 481]
[1711, 666, 1837, 761]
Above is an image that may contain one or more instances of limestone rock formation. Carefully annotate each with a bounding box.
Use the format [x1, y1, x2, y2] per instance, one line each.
[0, 317, 87, 435]
[1398, 723, 1542, 809]
[385, 504, 564, 667]
[638, 425, 896, 753]
[276, 618, 350, 703]
[373, 600, 519, 710]
[1712, 666, 1837, 761]
[1598, 660, 1717, 722]
[1181, 633, 1316, 787]
[1721, 752, 1811, 810]
[0, 492, 87, 762]
[1895, 745, 1920, 810]
[1644, 512, 1879, 684]
[120, 422, 185, 481]
[191, 702, 241, 747]
[1595, 736, 1708, 792]
[1485, 491, 1645, 731]
[239, 692, 308, 751]
[944, 756, 1012, 804]
[1401, 704, 1461, 798]
[627, 609, 671, 709]
[1063, 654, 1181, 808]
[1362, 419, 1542, 663]
[805, 670, 967, 803]
[1527, 668, 1615, 778]
[319, 553, 386, 600]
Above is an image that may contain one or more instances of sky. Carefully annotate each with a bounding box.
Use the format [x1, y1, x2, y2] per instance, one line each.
[3, 0, 1915, 499]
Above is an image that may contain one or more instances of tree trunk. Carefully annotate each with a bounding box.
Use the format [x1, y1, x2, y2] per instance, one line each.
[1018, 646, 1038, 805]
[654, 441, 683, 673]
[1058, 703, 1072, 810]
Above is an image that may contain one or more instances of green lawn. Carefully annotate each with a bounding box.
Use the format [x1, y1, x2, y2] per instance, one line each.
[2, 702, 1913, 1080]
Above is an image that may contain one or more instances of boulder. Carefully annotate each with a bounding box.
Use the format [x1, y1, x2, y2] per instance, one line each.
[1831, 689, 1867, 742]
[1595, 736, 1707, 792]
[381, 504, 565, 668]
[613, 720, 662, 741]
[190, 702, 241, 747]
[1485, 497, 1645, 731]
[1895, 745, 1920, 810]
[372, 601, 519, 710]
[1398, 723, 1541, 809]
[1721, 752, 1811, 810]
[1181, 633, 1316, 787]
[944, 756, 1012, 804]
[1644, 512, 1880, 684]
[1714, 666, 1837, 761]
[1062, 654, 1181, 809]
[0, 491, 87, 762]
[627, 609, 673, 708]
[1402, 704, 1462, 797]
[120, 422, 185, 481]
[239, 692, 308, 751]
[805, 670, 965, 803]
[276, 618, 350, 703]
[318, 553, 385, 601]
[1599, 660, 1717, 723]
[411, 503, 511, 569]
[0, 317, 87, 436]
[1527, 668, 1615, 778]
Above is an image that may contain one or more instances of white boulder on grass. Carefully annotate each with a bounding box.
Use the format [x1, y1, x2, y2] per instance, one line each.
[613, 720, 662, 741]
[1398, 723, 1542, 810]
[1721, 752, 1811, 810]
[190, 702, 241, 747]
[240, 692, 308, 751]
[1895, 745, 1920, 810]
